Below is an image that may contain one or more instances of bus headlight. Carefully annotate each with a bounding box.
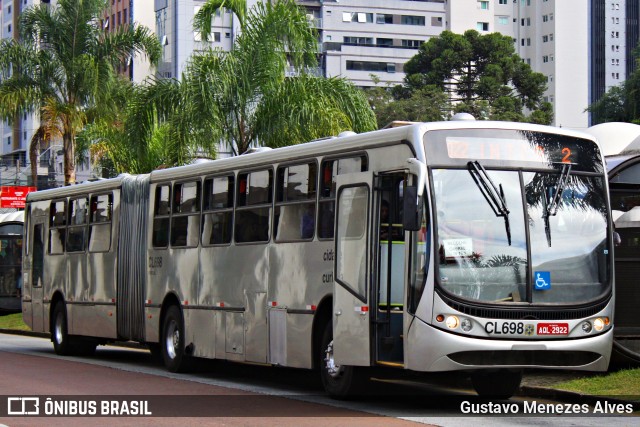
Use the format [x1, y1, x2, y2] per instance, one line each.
[460, 318, 473, 332]
[445, 315, 459, 329]
[593, 318, 605, 332]
[581, 321, 592, 333]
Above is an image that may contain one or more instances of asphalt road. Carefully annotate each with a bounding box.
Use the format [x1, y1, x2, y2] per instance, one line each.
[0, 333, 635, 426]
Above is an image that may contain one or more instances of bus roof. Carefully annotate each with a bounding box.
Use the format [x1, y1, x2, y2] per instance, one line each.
[26, 120, 599, 200]
[26, 175, 136, 203]
[0, 211, 24, 224]
[148, 120, 597, 183]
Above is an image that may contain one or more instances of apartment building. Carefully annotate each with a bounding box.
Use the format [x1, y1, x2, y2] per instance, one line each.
[104, 0, 156, 82]
[154, 0, 239, 79]
[591, 1, 639, 124]
[314, 0, 446, 87]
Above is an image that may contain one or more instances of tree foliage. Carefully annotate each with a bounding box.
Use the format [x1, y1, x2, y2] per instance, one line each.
[364, 84, 448, 127]
[402, 30, 551, 123]
[0, 0, 160, 184]
[587, 47, 640, 125]
[99, 0, 374, 163]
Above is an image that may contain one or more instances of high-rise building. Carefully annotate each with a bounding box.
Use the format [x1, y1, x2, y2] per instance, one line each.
[590, 0, 639, 125]
[103, 0, 156, 82]
[314, 0, 446, 87]
[166, 1, 592, 129]
[154, 0, 239, 80]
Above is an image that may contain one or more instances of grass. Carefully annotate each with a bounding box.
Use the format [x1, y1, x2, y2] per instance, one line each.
[0, 312, 30, 331]
[554, 368, 640, 399]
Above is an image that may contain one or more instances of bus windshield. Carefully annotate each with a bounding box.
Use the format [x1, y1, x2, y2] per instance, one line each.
[425, 129, 611, 305]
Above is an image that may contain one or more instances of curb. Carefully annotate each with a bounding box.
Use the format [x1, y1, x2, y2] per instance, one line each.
[0, 328, 146, 350]
[521, 385, 640, 410]
[0, 328, 49, 339]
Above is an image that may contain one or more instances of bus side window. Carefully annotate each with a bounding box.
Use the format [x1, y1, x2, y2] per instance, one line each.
[235, 169, 272, 243]
[89, 193, 113, 252]
[171, 181, 201, 248]
[153, 185, 171, 248]
[318, 155, 368, 239]
[67, 197, 88, 253]
[274, 162, 317, 242]
[49, 200, 66, 255]
[202, 175, 234, 245]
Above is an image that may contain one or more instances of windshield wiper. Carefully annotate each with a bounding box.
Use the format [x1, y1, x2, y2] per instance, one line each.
[468, 161, 511, 245]
[543, 163, 572, 247]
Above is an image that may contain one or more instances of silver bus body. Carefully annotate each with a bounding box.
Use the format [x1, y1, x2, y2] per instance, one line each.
[22, 120, 614, 397]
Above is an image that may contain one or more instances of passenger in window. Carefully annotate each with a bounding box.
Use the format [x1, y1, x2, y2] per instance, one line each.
[318, 203, 334, 238]
[301, 204, 315, 239]
[613, 226, 621, 246]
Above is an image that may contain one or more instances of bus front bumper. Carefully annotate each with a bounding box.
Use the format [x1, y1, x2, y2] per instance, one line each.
[406, 316, 612, 372]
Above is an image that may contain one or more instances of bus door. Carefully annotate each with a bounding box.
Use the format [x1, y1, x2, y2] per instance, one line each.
[29, 219, 46, 331]
[333, 172, 372, 367]
[374, 173, 406, 366]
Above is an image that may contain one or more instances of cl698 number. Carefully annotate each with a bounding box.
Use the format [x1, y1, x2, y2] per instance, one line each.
[484, 321, 524, 335]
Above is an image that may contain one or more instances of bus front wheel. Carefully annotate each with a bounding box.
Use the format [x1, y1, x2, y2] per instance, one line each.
[319, 321, 365, 398]
[471, 370, 522, 399]
[161, 305, 189, 372]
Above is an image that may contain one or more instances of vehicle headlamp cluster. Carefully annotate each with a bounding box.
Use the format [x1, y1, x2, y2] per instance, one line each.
[436, 314, 611, 335]
[436, 314, 473, 332]
[582, 317, 609, 334]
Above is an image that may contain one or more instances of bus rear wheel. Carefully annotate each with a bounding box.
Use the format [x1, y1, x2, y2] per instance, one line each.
[52, 303, 72, 356]
[51, 302, 96, 356]
[471, 370, 522, 399]
[319, 321, 366, 398]
[161, 305, 189, 372]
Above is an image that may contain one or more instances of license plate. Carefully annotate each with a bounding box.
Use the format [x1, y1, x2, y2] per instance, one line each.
[537, 323, 569, 335]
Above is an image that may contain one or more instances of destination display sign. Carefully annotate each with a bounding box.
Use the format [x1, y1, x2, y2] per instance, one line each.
[446, 137, 574, 164]
[424, 129, 604, 173]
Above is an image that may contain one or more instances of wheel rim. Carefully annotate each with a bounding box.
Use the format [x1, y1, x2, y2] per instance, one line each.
[324, 339, 343, 379]
[54, 312, 64, 345]
[165, 319, 179, 360]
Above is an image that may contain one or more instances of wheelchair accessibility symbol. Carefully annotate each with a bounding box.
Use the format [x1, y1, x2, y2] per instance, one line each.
[534, 271, 551, 290]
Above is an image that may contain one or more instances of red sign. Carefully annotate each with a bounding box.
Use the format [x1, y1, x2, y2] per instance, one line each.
[536, 323, 569, 336]
[0, 186, 37, 209]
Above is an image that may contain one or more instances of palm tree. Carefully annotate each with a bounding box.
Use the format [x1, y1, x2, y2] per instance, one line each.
[186, 0, 376, 155]
[0, 0, 161, 185]
[80, 77, 212, 174]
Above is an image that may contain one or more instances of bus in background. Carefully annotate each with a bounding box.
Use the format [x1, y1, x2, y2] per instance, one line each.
[23, 119, 614, 398]
[586, 122, 640, 362]
[0, 211, 24, 312]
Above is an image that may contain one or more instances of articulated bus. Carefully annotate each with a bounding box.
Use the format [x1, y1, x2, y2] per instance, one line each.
[0, 211, 24, 312]
[586, 122, 640, 362]
[23, 119, 614, 398]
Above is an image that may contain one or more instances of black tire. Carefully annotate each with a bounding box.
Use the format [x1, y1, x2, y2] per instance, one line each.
[471, 370, 522, 399]
[52, 302, 97, 356]
[147, 343, 164, 364]
[51, 303, 73, 355]
[161, 305, 189, 372]
[319, 321, 366, 399]
[72, 338, 97, 356]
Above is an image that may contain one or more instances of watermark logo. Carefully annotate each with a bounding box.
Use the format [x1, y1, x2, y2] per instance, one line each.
[7, 397, 39, 415]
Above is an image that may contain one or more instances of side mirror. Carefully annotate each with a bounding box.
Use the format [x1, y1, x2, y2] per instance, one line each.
[403, 185, 422, 231]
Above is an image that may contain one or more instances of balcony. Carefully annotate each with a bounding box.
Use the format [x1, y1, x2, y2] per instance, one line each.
[285, 66, 324, 77]
[322, 42, 421, 53]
